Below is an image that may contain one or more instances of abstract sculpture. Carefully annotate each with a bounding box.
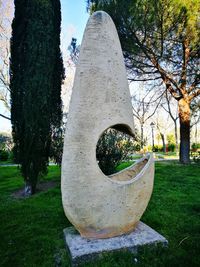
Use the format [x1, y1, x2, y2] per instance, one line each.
[61, 11, 154, 239]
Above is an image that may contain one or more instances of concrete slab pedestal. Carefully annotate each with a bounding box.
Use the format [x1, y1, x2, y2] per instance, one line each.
[63, 221, 168, 266]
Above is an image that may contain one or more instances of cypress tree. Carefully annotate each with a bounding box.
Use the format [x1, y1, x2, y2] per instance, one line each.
[10, 0, 64, 195]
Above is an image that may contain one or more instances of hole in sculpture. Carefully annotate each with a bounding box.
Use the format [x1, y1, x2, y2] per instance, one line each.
[96, 124, 141, 176]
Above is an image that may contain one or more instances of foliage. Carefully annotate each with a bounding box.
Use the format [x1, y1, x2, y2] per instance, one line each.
[132, 143, 141, 152]
[167, 134, 176, 152]
[191, 151, 200, 164]
[88, 0, 200, 164]
[10, 0, 64, 194]
[0, 132, 13, 151]
[168, 143, 176, 152]
[50, 125, 65, 166]
[191, 143, 200, 151]
[49, 113, 67, 165]
[0, 132, 13, 162]
[147, 145, 153, 152]
[0, 150, 9, 161]
[153, 145, 163, 152]
[0, 163, 200, 266]
[167, 134, 175, 145]
[89, 0, 199, 82]
[191, 143, 200, 164]
[96, 128, 135, 175]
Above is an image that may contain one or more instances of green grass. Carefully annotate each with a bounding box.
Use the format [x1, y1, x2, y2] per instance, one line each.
[0, 163, 200, 267]
[116, 161, 134, 171]
[0, 166, 70, 267]
[0, 159, 14, 165]
[154, 152, 179, 159]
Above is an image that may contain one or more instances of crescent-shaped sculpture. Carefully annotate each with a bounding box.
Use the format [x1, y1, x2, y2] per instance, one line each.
[61, 11, 154, 239]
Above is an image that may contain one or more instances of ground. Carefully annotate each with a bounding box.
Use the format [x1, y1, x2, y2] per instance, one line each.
[0, 162, 199, 267]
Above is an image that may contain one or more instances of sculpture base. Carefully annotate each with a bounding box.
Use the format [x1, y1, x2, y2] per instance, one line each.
[63, 221, 168, 266]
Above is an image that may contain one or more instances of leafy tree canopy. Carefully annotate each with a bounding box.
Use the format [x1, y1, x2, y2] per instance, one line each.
[88, 0, 200, 97]
[88, 0, 200, 164]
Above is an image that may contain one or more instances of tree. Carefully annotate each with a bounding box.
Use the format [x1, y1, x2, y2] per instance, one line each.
[49, 112, 68, 165]
[67, 37, 80, 65]
[155, 115, 171, 153]
[88, 0, 200, 164]
[161, 91, 179, 153]
[131, 82, 164, 149]
[10, 0, 64, 195]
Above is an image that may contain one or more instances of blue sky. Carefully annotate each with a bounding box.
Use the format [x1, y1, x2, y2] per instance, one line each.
[0, 0, 89, 132]
[61, 0, 89, 45]
[60, 0, 89, 59]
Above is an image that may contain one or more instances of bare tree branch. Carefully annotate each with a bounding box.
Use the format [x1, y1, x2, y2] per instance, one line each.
[0, 113, 11, 120]
[188, 75, 200, 94]
[189, 89, 200, 101]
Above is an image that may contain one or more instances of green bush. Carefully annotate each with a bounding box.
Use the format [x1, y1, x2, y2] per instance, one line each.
[191, 144, 200, 164]
[147, 145, 153, 151]
[191, 151, 200, 164]
[8, 150, 15, 163]
[0, 150, 9, 161]
[153, 145, 163, 152]
[191, 143, 200, 152]
[132, 143, 141, 151]
[96, 129, 134, 175]
[167, 134, 175, 144]
[168, 143, 176, 152]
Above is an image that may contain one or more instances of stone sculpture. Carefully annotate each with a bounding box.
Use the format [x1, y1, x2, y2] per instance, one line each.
[61, 11, 154, 239]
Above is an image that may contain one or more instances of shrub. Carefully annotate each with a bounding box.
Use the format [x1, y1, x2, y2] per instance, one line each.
[191, 143, 200, 164]
[147, 145, 153, 152]
[96, 129, 135, 175]
[153, 145, 163, 152]
[191, 151, 200, 164]
[191, 143, 200, 152]
[0, 150, 9, 161]
[132, 143, 141, 152]
[168, 143, 176, 152]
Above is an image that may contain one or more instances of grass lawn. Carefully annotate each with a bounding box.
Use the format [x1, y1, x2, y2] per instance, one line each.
[0, 162, 199, 267]
[0, 159, 15, 165]
[154, 151, 179, 159]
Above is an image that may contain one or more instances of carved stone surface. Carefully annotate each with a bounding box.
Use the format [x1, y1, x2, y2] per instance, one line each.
[61, 11, 155, 238]
[63, 222, 168, 267]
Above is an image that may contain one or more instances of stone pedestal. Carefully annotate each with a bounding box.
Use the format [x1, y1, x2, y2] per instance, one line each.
[63, 221, 168, 266]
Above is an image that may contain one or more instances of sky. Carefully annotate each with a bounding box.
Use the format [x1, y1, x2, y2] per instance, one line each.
[61, 0, 89, 49]
[0, 0, 89, 133]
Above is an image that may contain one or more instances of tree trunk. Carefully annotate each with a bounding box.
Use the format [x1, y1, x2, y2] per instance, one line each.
[141, 123, 144, 149]
[24, 179, 36, 196]
[174, 121, 178, 155]
[178, 98, 190, 164]
[160, 133, 166, 153]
